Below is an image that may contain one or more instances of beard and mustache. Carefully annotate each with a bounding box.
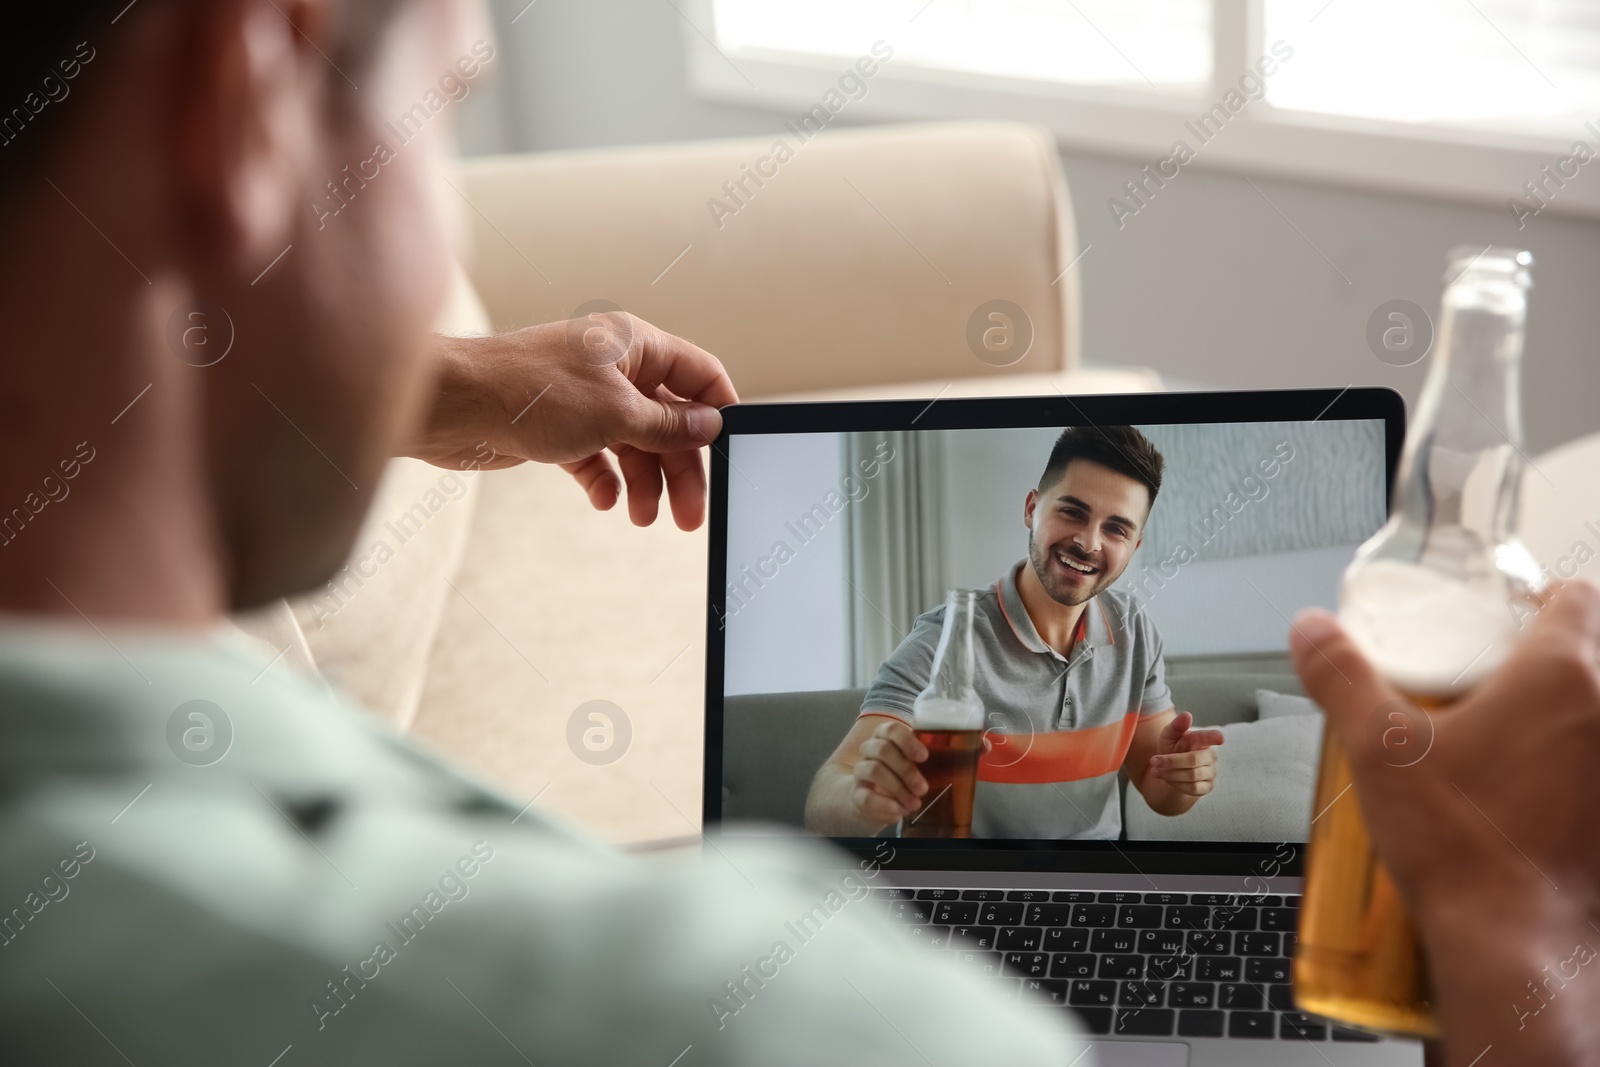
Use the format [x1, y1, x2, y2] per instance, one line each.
[1027, 531, 1109, 606]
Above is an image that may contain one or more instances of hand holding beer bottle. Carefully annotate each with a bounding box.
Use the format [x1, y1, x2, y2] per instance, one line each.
[1295, 247, 1546, 1038]
[1291, 581, 1600, 1065]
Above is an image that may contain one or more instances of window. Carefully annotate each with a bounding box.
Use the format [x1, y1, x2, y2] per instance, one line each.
[1265, 0, 1600, 137]
[713, 0, 1212, 93]
[687, 0, 1600, 219]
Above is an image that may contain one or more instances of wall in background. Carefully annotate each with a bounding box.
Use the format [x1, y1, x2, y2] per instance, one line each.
[460, 0, 1600, 458]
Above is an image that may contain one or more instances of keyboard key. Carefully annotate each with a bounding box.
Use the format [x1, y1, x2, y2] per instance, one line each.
[1143, 892, 1188, 905]
[1158, 957, 1198, 982]
[1196, 956, 1243, 982]
[1166, 905, 1212, 929]
[1003, 952, 1050, 978]
[956, 950, 1003, 976]
[1284, 894, 1302, 907]
[1002, 889, 1048, 902]
[1042, 928, 1090, 953]
[1069, 979, 1118, 1007]
[1098, 891, 1143, 904]
[1049, 953, 1097, 979]
[906, 925, 951, 950]
[1114, 1008, 1176, 1036]
[978, 902, 1025, 926]
[1118, 981, 1165, 1007]
[1097, 954, 1144, 980]
[1071, 904, 1116, 928]
[1245, 957, 1291, 984]
[1228, 1011, 1276, 1038]
[1268, 984, 1296, 1012]
[916, 888, 961, 900]
[1071, 1006, 1113, 1034]
[962, 888, 1007, 901]
[1211, 907, 1258, 931]
[1281, 1012, 1328, 1040]
[872, 887, 917, 900]
[1117, 904, 1165, 928]
[1136, 929, 1185, 955]
[1283, 931, 1299, 955]
[1025, 903, 1074, 927]
[1168, 982, 1215, 1008]
[1260, 907, 1300, 932]
[1258, 895, 1284, 907]
[889, 900, 933, 923]
[1177, 1009, 1225, 1037]
[1021, 978, 1070, 1006]
[1237, 932, 1281, 957]
[1333, 1027, 1381, 1042]
[1053, 890, 1097, 903]
[1219, 983, 1263, 1010]
[1191, 893, 1234, 906]
[1186, 931, 1232, 955]
[933, 901, 979, 926]
[1089, 929, 1137, 954]
[997, 927, 1042, 951]
[953, 925, 997, 951]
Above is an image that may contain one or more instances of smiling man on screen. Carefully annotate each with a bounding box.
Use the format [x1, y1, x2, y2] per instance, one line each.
[806, 425, 1223, 840]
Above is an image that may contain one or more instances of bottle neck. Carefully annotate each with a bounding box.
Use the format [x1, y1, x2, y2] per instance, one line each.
[1393, 277, 1529, 557]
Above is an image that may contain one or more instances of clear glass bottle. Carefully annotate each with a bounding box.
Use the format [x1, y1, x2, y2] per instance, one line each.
[1294, 247, 1547, 1037]
[901, 590, 985, 839]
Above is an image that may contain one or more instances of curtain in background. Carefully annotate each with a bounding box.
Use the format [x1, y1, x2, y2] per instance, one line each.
[844, 430, 947, 688]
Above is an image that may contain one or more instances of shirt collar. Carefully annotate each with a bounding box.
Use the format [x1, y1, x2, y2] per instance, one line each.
[996, 560, 1111, 658]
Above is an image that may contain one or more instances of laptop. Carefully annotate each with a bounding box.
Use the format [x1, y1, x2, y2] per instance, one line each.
[702, 387, 1424, 1066]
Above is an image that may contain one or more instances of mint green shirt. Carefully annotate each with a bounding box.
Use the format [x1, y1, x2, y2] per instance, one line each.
[0, 624, 1082, 1065]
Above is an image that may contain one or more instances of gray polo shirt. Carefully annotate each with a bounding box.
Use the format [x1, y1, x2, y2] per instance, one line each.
[861, 560, 1173, 840]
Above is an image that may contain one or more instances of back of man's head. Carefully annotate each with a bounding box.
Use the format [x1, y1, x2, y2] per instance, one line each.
[0, 0, 478, 621]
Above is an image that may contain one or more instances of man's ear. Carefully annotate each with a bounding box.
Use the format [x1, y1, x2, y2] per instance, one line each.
[1023, 487, 1038, 530]
[172, 0, 332, 273]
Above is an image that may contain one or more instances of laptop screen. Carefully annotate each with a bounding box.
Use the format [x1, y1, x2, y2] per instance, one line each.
[704, 389, 1402, 871]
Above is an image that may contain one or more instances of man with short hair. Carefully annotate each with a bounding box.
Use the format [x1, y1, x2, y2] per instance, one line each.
[806, 425, 1226, 839]
[0, 2, 1080, 1063]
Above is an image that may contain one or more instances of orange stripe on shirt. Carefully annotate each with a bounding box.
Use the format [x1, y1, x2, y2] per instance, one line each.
[977, 710, 1141, 784]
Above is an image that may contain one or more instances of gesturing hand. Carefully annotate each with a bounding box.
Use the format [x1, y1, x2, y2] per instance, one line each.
[409, 311, 739, 530]
[1148, 711, 1225, 797]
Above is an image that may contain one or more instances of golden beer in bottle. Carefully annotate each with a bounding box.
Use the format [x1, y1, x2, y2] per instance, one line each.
[1294, 248, 1547, 1038]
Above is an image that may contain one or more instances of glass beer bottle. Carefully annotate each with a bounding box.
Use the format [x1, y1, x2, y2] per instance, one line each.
[901, 590, 985, 839]
[1294, 247, 1548, 1037]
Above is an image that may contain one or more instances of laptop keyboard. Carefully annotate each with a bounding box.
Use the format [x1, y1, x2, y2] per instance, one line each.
[876, 888, 1383, 1042]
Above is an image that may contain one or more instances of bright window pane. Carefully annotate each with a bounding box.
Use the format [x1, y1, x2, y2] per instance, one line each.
[1265, 0, 1600, 136]
[713, 0, 1212, 91]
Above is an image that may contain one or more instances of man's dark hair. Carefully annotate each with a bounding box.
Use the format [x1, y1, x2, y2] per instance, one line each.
[0, 1, 404, 199]
[1037, 425, 1165, 515]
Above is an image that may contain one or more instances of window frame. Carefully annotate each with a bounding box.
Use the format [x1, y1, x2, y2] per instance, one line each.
[683, 0, 1600, 222]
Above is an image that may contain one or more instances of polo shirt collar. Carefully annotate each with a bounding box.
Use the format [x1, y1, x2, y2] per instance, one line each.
[997, 560, 1113, 658]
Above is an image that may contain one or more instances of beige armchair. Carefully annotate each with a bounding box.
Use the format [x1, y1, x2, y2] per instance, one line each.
[236, 121, 1163, 846]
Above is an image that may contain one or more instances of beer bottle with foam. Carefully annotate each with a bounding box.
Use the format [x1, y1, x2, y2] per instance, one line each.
[902, 590, 985, 839]
[1294, 247, 1548, 1037]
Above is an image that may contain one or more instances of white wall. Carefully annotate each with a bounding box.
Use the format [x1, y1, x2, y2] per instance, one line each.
[722, 433, 850, 695]
[464, 0, 1600, 457]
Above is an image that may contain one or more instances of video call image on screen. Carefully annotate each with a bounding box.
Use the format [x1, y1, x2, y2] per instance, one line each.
[718, 419, 1388, 845]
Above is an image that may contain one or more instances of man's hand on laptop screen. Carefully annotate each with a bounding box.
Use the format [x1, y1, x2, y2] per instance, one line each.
[1292, 580, 1600, 1058]
[408, 312, 737, 530]
[1126, 709, 1225, 816]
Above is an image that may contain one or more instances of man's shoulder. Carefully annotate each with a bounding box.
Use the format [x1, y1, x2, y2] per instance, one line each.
[1097, 588, 1163, 648]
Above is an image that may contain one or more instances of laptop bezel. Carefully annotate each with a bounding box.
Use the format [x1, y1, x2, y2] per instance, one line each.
[702, 386, 1405, 876]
